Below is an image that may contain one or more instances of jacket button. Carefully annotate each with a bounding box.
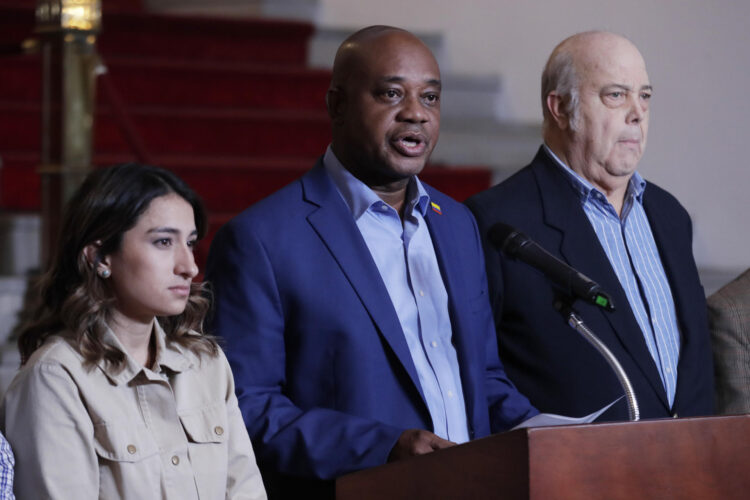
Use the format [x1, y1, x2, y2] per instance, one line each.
[214, 426, 224, 436]
[127, 444, 136, 454]
[171, 455, 180, 466]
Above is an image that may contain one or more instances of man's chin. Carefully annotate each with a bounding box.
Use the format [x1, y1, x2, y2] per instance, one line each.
[385, 152, 432, 177]
[609, 153, 642, 176]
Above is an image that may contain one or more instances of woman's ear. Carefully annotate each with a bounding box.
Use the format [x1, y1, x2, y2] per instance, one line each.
[83, 241, 111, 277]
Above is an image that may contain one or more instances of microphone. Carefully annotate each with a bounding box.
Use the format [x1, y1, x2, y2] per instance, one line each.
[488, 223, 614, 311]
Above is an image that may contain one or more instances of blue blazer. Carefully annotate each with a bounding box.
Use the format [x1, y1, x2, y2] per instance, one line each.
[206, 160, 536, 489]
[465, 147, 714, 421]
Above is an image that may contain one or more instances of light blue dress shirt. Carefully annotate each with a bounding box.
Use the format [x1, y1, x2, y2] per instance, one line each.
[323, 147, 470, 443]
[544, 146, 681, 407]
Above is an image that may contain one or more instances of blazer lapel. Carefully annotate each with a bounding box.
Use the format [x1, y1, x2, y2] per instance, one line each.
[642, 192, 694, 331]
[642, 190, 696, 407]
[423, 198, 481, 426]
[532, 151, 670, 409]
[301, 162, 427, 404]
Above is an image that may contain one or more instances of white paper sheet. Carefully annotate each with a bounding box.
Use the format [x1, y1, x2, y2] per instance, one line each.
[511, 396, 624, 430]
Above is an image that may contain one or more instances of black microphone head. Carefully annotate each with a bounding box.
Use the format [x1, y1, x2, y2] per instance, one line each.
[488, 223, 530, 258]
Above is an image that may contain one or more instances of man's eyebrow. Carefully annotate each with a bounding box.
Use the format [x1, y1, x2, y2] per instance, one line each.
[380, 75, 442, 88]
[604, 84, 632, 91]
[603, 83, 653, 92]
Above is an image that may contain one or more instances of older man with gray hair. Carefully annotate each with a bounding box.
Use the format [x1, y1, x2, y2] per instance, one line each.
[466, 31, 714, 421]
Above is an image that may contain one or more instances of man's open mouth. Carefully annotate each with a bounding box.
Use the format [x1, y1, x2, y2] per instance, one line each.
[391, 132, 428, 157]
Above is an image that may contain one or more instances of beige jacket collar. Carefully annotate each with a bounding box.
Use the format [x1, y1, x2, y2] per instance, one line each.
[96, 319, 196, 385]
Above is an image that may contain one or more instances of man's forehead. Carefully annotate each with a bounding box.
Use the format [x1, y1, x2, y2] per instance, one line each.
[332, 28, 440, 90]
[583, 67, 650, 91]
[580, 51, 649, 88]
[355, 44, 440, 82]
[364, 36, 436, 64]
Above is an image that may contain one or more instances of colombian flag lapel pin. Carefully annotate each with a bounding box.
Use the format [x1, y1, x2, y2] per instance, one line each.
[430, 202, 442, 215]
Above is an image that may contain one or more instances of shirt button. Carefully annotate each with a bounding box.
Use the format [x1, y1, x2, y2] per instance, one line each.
[666, 367, 672, 374]
[171, 455, 180, 466]
[430, 341, 438, 348]
[447, 390, 454, 398]
[419, 290, 425, 297]
[127, 444, 136, 455]
[214, 426, 224, 436]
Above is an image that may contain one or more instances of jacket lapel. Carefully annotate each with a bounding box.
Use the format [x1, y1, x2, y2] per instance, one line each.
[301, 161, 427, 405]
[642, 190, 695, 409]
[423, 197, 481, 427]
[532, 150, 669, 409]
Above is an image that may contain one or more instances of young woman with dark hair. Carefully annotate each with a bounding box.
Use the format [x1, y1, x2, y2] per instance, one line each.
[1, 163, 266, 499]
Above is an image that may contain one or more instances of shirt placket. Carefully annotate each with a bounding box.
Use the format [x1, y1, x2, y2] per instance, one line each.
[405, 212, 467, 443]
[623, 215, 679, 406]
[593, 197, 665, 383]
[138, 372, 200, 500]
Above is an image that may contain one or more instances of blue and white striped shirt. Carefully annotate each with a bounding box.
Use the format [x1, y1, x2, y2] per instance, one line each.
[0, 432, 14, 499]
[544, 146, 681, 407]
[324, 146, 470, 443]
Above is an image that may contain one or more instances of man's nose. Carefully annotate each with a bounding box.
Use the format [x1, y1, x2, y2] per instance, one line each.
[397, 94, 429, 123]
[626, 94, 647, 124]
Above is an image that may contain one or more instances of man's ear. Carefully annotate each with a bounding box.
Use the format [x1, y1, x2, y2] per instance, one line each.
[546, 91, 571, 130]
[326, 87, 346, 123]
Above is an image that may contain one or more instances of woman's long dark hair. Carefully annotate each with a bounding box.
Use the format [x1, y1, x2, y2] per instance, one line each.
[18, 163, 218, 366]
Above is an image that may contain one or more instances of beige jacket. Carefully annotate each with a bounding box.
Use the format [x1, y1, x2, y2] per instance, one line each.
[1, 321, 266, 499]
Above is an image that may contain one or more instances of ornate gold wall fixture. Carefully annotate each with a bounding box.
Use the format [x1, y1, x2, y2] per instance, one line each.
[36, 0, 102, 33]
[35, 0, 102, 264]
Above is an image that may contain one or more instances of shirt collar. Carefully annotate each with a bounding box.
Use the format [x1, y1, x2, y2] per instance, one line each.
[323, 145, 431, 219]
[542, 144, 647, 205]
[96, 319, 195, 386]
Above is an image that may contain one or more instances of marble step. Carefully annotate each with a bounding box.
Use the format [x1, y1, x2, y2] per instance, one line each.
[0, 276, 25, 396]
[147, 0, 515, 123]
[0, 213, 40, 276]
[0, 275, 27, 345]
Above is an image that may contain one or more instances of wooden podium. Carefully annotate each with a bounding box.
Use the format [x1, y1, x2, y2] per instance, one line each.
[336, 415, 750, 499]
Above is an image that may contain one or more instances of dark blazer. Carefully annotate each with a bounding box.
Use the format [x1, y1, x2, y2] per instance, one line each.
[708, 268, 750, 414]
[465, 146, 714, 421]
[206, 160, 537, 495]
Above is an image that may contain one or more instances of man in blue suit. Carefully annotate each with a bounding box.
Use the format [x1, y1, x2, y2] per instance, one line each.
[466, 31, 714, 422]
[206, 26, 537, 498]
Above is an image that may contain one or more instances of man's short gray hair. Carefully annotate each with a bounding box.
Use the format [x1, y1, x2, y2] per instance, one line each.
[541, 48, 580, 132]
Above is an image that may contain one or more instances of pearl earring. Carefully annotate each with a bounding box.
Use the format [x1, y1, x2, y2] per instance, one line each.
[98, 268, 111, 279]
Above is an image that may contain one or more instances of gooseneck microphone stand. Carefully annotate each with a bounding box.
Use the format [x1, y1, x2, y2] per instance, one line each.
[490, 223, 640, 421]
[555, 297, 640, 422]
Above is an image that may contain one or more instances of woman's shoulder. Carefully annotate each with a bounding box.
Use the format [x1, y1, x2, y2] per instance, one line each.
[4, 334, 89, 405]
[21, 333, 85, 371]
